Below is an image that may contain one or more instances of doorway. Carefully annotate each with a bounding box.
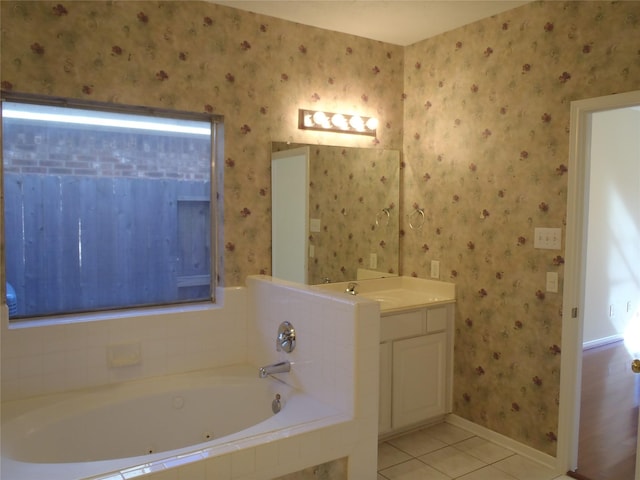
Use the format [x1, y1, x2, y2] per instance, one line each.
[573, 341, 638, 479]
[558, 90, 640, 479]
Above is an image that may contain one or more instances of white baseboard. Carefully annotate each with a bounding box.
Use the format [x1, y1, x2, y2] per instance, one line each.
[445, 414, 561, 473]
[582, 334, 623, 350]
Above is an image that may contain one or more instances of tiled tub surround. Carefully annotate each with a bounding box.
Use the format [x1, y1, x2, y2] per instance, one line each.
[0, 276, 381, 479]
[1, 287, 248, 402]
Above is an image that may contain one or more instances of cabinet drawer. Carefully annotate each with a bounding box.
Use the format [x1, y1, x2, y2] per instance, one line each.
[426, 307, 448, 333]
[380, 310, 426, 342]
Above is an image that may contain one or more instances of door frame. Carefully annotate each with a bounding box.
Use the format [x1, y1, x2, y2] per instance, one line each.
[557, 89, 640, 473]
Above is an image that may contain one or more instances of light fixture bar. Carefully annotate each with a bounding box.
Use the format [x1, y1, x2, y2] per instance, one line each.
[298, 109, 378, 137]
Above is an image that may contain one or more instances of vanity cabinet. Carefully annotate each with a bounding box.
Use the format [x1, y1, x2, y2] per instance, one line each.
[378, 305, 453, 435]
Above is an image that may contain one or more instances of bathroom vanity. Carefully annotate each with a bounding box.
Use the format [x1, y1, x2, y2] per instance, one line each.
[313, 276, 455, 437]
[378, 303, 453, 435]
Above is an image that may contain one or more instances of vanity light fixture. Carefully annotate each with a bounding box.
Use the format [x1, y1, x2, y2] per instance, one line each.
[298, 109, 378, 136]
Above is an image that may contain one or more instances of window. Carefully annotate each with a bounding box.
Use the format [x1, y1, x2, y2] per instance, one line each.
[2, 94, 219, 321]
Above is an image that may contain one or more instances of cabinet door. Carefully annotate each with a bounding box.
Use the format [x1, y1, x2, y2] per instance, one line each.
[379, 342, 392, 434]
[392, 332, 446, 429]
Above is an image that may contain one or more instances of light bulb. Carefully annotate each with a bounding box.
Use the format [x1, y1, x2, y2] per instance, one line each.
[349, 115, 364, 131]
[312, 111, 327, 126]
[365, 117, 379, 130]
[331, 113, 347, 129]
[303, 114, 314, 127]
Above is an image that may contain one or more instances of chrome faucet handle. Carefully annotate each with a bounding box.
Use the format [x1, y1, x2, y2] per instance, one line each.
[346, 282, 358, 295]
[276, 321, 296, 353]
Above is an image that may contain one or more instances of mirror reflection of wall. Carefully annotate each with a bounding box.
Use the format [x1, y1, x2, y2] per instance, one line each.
[272, 142, 400, 285]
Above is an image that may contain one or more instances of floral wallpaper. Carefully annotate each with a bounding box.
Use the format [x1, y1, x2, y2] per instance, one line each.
[402, 1, 640, 455]
[2, 0, 640, 459]
[272, 142, 400, 285]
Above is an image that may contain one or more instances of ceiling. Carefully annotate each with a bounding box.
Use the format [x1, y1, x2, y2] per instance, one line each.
[211, 1, 530, 46]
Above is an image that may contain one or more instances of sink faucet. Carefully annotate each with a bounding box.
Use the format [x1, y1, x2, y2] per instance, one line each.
[345, 282, 358, 295]
[258, 360, 291, 378]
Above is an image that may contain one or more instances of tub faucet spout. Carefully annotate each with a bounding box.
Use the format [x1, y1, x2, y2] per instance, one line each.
[258, 361, 291, 378]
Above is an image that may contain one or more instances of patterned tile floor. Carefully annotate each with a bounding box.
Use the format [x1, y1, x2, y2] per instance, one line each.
[378, 423, 574, 480]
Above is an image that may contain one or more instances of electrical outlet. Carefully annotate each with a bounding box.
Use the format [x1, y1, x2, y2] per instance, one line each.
[431, 260, 440, 279]
[369, 253, 377, 269]
[546, 272, 558, 293]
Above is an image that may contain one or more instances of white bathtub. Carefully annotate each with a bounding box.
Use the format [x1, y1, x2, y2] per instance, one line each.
[1, 364, 346, 480]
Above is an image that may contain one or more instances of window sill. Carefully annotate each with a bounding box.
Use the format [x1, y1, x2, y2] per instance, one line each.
[4, 301, 220, 330]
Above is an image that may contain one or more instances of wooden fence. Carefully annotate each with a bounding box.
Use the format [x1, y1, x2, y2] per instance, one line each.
[4, 173, 210, 318]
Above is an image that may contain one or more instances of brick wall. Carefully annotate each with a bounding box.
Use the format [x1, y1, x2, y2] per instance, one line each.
[3, 123, 210, 181]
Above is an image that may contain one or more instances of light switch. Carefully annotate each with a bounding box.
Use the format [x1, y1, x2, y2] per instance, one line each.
[534, 227, 562, 250]
[546, 272, 558, 293]
[369, 253, 377, 269]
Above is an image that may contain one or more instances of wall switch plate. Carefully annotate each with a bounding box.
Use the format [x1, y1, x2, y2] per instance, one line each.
[309, 245, 315, 258]
[534, 227, 562, 250]
[369, 253, 377, 269]
[546, 272, 558, 293]
[431, 260, 440, 279]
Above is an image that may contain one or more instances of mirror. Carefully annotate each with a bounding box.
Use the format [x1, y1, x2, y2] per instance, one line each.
[272, 142, 400, 285]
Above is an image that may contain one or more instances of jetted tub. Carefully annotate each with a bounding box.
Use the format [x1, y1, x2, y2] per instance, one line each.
[1, 364, 345, 480]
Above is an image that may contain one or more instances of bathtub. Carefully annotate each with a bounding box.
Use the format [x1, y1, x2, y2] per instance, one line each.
[1, 364, 347, 480]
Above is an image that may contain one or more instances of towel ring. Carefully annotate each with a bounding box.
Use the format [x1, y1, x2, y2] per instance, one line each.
[375, 208, 391, 227]
[408, 208, 425, 230]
